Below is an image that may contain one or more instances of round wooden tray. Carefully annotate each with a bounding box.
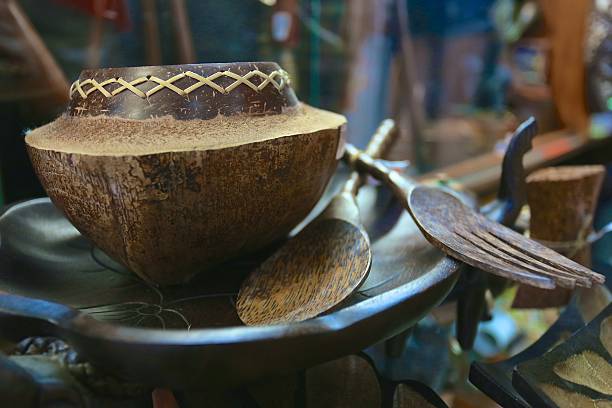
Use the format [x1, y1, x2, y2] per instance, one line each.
[0, 173, 460, 390]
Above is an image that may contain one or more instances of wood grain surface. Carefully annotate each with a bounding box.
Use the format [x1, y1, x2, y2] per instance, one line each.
[236, 120, 397, 325]
[27, 129, 341, 285]
[513, 165, 605, 308]
[236, 219, 370, 324]
[346, 147, 605, 290]
[409, 185, 604, 288]
[25, 62, 346, 285]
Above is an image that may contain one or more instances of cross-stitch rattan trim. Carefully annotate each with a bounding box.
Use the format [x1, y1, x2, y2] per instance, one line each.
[70, 69, 291, 100]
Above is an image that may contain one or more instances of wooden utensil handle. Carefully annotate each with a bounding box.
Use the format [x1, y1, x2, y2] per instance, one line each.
[365, 118, 398, 159]
[344, 144, 416, 206]
[343, 119, 398, 196]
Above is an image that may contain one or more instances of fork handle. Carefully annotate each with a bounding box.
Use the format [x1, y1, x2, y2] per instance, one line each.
[342, 119, 398, 197]
[364, 119, 398, 159]
[344, 144, 417, 203]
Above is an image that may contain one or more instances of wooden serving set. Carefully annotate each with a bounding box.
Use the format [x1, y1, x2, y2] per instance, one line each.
[0, 62, 605, 393]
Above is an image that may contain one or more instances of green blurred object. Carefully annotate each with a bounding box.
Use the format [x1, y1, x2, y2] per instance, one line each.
[492, 0, 539, 44]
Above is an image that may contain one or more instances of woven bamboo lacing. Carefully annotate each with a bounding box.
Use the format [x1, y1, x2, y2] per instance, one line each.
[70, 69, 291, 99]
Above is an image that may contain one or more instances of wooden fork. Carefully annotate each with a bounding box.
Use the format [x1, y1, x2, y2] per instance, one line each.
[344, 143, 605, 290]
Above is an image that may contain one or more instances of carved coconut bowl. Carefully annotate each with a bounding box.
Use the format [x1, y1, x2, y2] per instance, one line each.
[25, 62, 346, 285]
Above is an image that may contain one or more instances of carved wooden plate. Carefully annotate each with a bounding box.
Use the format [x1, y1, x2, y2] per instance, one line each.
[0, 174, 460, 390]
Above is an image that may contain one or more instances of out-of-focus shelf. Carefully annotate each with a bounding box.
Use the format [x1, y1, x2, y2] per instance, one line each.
[420, 130, 612, 197]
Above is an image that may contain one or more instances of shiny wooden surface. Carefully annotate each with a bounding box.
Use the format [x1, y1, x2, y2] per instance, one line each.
[347, 145, 605, 290]
[237, 120, 397, 325]
[0, 183, 460, 389]
[420, 129, 612, 197]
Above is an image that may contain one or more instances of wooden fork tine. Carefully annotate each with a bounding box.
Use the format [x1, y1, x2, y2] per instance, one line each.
[479, 210, 605, 283]
[473, 230, 591, 286]
[441, 229, 556, 289]
[454, 230, 578, 289]
[485, 223, 605, 283]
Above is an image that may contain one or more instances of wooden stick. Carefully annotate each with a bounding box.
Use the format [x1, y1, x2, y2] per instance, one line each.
[85, 0, 105, 69]
[538, 0, 591, 133]
[6, 0, 69, 99]
[513, 165, 605, 308]
[169, 0, 196, 63]
[392, 0, 426, 164]
[141, 0, 162, 65]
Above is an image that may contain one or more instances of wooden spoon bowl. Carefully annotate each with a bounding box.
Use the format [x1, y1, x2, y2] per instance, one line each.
[237, 119, 397, 325]
[25, 62, 346, 285]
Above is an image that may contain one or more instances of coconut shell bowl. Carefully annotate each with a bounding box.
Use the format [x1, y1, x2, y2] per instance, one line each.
[25, 62, 346, 285]
[2, 62, 460, 391]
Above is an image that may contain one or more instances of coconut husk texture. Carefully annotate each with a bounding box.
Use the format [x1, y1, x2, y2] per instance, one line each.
[512, 165, 605, 308]
[26, 104, 346, 285]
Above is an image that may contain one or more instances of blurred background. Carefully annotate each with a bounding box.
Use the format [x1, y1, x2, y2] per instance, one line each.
[1, 0, 611, 205]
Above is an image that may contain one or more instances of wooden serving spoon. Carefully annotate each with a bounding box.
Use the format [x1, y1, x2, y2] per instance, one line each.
[345, 141, 605, 290]
[237, 120, 398, 325]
